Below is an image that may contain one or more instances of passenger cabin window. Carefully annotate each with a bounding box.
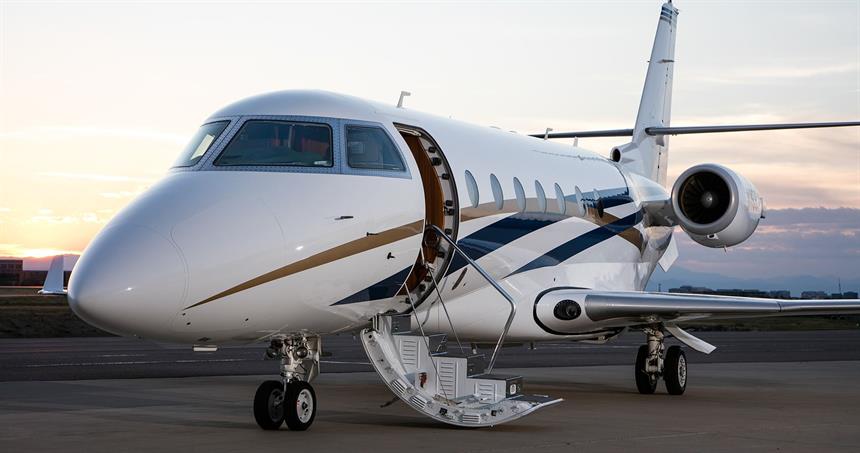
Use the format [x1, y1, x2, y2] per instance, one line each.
[513, 177, 526, 212]
[215, 120, 333, 167]
[554, 183, 566, 215]
[535, 180, 547, 213]
[490, 173, 504, 210]
[465, 170, 479, 208]
[173, 121, 229, 167]
[346, 126, 405, 171]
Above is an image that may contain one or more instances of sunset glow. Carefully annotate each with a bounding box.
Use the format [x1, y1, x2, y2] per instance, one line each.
[1, 1, 857, 275]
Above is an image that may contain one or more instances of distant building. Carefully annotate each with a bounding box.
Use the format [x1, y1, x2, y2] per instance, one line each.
[668, 286, 714, 294]
[715, 289, 769, 298]
[0, 259, 23, 285]
[661, 285, 853, 300]
[19, 270, 72, 287]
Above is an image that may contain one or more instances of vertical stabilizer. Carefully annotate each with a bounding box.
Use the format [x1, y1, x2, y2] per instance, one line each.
[39, 255, 66, 295]
[616, 1, 678, 186]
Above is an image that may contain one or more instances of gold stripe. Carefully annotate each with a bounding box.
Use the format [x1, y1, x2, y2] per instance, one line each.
[462, 198, 644, 250]
[184, 219, 424, 309]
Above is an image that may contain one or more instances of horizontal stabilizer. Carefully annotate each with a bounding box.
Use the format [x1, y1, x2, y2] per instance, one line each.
[532, 121, 860, 139]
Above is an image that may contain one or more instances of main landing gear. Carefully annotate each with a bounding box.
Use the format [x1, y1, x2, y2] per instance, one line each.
[635, 327, 687, 395]
[254, 335, 320, 431]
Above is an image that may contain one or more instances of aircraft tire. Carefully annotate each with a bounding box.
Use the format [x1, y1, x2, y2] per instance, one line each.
[664, 346, 687, 395]
[284, 380, 317, 431]
[635, 344, 658, 394]
[254, 380, 286, 430]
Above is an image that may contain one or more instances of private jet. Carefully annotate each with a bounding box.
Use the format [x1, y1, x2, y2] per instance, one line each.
[68, 1, 860, 430]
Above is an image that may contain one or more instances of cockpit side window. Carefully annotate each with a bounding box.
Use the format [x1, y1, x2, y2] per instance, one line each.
[214, 120, 333, 167]
[172, 121, 230, 167]
[346, 126, 406, 171]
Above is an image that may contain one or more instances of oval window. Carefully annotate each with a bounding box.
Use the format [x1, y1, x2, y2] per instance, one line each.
[464, 170, 479, 208]
[574, 186, 586, 217]
[593, 188, 604, 218]
[554, 183, 566, 215]
[535, 180, 547, 213]
[490, 173, 504, 210]
[513, 177, 526, 212]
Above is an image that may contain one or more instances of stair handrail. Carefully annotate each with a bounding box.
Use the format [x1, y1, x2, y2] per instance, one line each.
[420, 247, 467, 356]
[427, 225, 517, 374]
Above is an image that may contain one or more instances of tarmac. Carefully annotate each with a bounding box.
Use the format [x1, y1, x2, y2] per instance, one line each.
[1, 362, 859, 452]
[2, 331, 860, 452]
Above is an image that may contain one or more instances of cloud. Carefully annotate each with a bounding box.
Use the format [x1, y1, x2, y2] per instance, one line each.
[0, 126, 187, 144]
[692, 63, 859, 85]
[37, 171, 156, 183]
[670, 208, 860, 279]
[27, 210, 107, 225]
[0, 244, 82, 259]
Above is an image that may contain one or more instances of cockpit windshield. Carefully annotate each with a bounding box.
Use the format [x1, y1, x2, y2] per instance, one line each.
[214, 120, 333, 167]
[172, 121, 230, 167]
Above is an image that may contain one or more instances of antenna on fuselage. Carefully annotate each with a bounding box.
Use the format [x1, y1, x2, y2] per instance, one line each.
[397, 91, 411, 108]
[543, 128, 553, 140]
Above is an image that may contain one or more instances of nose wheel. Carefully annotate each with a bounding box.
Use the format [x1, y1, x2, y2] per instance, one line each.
[284, 381, 316, 430]
[253, 380, 317, 431]
[635, 328, 687, 395]
[254, 380, 286, 429]
[254, 335, 320, 431]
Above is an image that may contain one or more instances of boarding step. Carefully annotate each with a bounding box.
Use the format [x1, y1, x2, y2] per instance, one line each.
[361, 314, 562, 427]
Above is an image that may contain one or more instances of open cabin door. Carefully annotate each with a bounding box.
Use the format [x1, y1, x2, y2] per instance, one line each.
[395, 124, 459, 309]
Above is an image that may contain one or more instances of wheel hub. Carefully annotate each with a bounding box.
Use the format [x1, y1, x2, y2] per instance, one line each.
[267, 389, 284, 421]
[296, 389, 314, 423]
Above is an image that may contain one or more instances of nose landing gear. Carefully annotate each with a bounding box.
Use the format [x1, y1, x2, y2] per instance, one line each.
[254, 335, 320, 431]
[635, 327, 687, 395]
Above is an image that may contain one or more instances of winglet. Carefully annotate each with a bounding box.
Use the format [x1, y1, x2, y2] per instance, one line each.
[38, 255, 66, 295]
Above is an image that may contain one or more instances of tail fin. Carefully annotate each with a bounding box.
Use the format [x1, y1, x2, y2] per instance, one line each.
[617, 1, 678, 186]
[39, 255, 66, 295]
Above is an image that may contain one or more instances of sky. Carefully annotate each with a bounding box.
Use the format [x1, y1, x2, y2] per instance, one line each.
[0, 1, 858, 280]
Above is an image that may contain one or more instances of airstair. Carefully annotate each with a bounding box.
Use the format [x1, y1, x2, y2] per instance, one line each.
[360, 226, 561, 427]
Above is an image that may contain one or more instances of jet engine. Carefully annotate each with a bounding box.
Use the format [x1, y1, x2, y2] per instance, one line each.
[671, 164, 764, 248]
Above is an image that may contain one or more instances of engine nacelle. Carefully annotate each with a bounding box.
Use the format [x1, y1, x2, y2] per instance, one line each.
[671, 164, 764, 248]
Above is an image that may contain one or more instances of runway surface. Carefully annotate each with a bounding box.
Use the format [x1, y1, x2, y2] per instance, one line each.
[2, 330, 860, 381]
[1, 361, 858, 452]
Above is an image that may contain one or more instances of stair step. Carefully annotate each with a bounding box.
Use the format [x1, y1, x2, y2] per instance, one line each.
[432, 352, 486, 377]
[470, 374, 524, 397]
[361, 315, 561, 427]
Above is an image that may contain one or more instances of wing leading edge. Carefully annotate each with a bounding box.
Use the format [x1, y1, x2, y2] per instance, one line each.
[531, 121, 860, 139]
[581, 291, 860, 324]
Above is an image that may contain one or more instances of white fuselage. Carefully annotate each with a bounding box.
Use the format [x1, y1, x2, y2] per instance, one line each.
[68, 90, 672, 345]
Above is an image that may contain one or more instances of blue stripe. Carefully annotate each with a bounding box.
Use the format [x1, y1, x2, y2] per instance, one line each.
[446, 186, 634, 276]
[568, 187, 634, 209]
[331, 266, 412, 305]
[507, 211, 642, 277]
[446, 215, 559, 276]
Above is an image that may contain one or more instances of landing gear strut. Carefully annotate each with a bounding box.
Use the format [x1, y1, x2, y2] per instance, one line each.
[635, 327, 686, 395]
[254, 335, 320, 430]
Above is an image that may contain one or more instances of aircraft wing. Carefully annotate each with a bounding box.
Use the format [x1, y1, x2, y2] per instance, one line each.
[531, 121, 860, 139]
[539, 289, 860, 353]
[580, 291, 860, 324]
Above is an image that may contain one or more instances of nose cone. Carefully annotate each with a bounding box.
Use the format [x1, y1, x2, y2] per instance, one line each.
[69, 224, 187, 338]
